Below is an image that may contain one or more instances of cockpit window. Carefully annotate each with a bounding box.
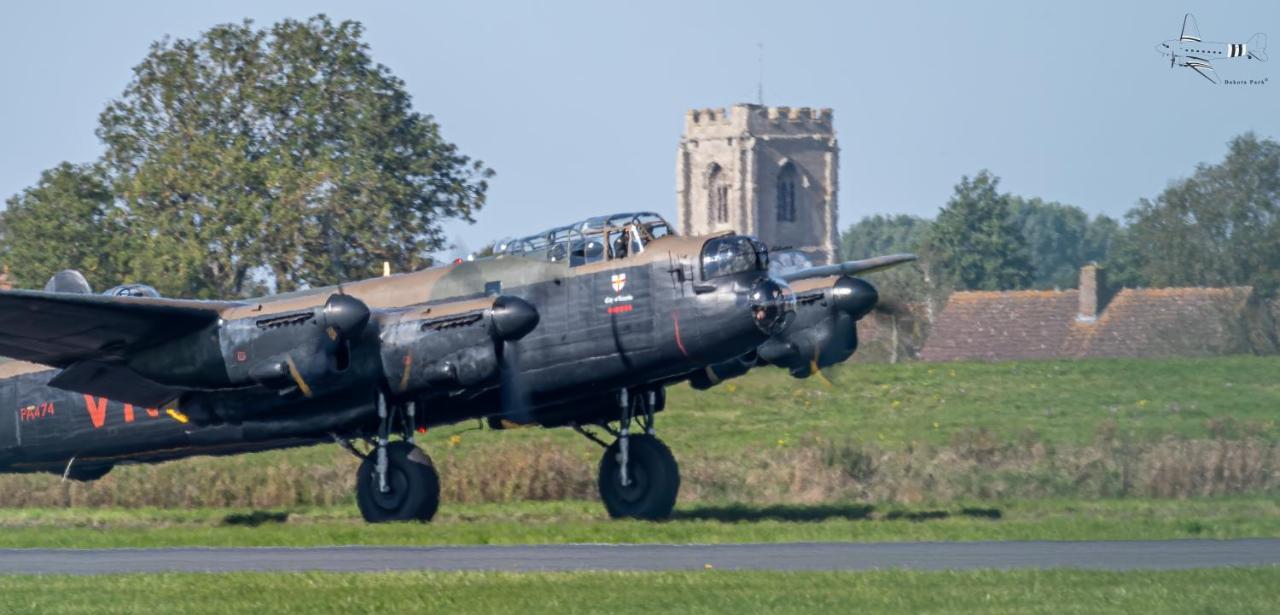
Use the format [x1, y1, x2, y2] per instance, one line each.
[570, 239, 606, 266]
[701, 236, 768, 279]
[492, 212, 674, 268]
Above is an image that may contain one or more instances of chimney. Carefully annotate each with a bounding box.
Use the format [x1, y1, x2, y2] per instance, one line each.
[1077, 263, 1100, 323]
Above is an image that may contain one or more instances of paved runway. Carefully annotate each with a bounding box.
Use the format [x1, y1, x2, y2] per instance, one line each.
[1, 540, 1278, 575]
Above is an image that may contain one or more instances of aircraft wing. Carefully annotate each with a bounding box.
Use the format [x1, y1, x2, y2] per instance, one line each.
[0, 289, 240, 368]
[1186, 58, 1219, 84]
[779, 253, 917, 283]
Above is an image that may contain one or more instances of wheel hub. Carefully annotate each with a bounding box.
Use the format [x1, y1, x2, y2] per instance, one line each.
[370, 467, 409, 510]
[613, 462, 650, 503]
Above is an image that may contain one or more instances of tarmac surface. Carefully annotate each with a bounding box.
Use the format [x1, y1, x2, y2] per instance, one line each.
[2, 540, 1279, 575]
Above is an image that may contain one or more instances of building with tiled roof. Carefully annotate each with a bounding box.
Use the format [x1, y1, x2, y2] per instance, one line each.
[920, 265, 1256, 362]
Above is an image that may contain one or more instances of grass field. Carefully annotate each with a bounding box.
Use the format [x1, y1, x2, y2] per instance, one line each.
[1, 356, 1276, 511]
[658, 355, 1280, 453]
[0, 497, 1277, 548]
[3, 568, 1279, 614]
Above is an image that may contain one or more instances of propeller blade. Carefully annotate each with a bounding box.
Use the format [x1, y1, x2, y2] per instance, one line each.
[491, 295, 540, 424]
[873, 297, 910, 316]
[498, 338, 535, 424]
[811, 366, 834, 388]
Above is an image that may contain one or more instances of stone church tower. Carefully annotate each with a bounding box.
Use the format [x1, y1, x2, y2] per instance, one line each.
[676, 104, 839, 264]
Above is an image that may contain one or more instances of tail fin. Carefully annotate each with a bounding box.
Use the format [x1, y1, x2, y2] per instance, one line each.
[43, 270, 93, 294]
[1248, 33, 1267, 62]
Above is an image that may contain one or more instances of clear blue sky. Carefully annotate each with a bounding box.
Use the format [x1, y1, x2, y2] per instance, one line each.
[1, 1, 1276, 255]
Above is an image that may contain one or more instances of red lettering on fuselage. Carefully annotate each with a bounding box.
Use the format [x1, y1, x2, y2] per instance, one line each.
[81, 397, 166, 428]
[18, 402, 55, 422]
[84, 395, 108, 428]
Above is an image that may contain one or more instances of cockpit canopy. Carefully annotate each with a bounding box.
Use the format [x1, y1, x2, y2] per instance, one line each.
[701, 235, 769, 279]
[492, 212, 673, 267]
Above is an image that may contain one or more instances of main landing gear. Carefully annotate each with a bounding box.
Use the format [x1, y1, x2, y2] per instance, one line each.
[339, 393, 440, 523]
[575, 387, 680, 520]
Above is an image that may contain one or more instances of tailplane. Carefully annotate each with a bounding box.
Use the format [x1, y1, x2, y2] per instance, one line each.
[1248, 33, 1267, 62]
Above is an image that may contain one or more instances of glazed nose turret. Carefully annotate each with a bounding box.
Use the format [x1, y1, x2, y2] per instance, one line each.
[748, 277, 796, 335]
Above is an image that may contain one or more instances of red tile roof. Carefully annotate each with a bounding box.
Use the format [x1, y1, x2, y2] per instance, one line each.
[920, 290, 1080, 362]
[920, 286, 1253, 362]
[1064, 287, 1252, 358]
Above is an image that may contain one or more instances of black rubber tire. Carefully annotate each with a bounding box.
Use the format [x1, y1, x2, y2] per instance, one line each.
[598, 434, 680, 520]
[356, 441, 440, 523]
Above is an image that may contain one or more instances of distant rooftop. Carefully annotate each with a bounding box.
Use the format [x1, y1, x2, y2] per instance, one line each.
[920, 266, 1256, 362]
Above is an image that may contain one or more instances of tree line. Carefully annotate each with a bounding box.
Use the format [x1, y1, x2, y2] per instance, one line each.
[842, 132, 1280, 300]
[0, 15, 492, 298]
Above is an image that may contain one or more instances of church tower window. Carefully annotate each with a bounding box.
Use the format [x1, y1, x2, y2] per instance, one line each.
[776, 163, 798, 223]
[708, 164, 730, 224]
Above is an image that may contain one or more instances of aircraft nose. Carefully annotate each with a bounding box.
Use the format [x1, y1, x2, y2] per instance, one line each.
[748, 277, 796, 335]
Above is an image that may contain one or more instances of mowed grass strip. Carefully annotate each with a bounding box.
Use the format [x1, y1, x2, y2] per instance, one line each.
[2, 568, 1279, 614]
[0, 497, 1277, 548]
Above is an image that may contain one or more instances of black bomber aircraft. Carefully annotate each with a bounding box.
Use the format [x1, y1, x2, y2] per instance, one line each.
[0, 212, 913, 522]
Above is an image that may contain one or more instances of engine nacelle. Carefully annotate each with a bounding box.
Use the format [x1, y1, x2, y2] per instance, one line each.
[379, 295, 539, 396]
[128, 293, 371, 396]
[758, 276, 875, 378]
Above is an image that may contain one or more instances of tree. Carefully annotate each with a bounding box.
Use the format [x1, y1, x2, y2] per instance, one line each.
[926, 170, 1033, 291]
[1123, 132, 1280, 295]
[1008, 196, 1087, 288]
[0, 163, 126, 290]
[92, 15, 492, 297]
[840, 214, 932, 260]
[1082, 214, 1123, 266]
[1008, 197, 1123, 289]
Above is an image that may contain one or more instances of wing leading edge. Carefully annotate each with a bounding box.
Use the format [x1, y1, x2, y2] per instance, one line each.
[779, 253, 918, 283]
[0, 289, 240, 368]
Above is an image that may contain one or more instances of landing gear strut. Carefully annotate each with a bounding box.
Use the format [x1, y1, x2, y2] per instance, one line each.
[579, 387, 679, 520]
[349, 392, 440, 523]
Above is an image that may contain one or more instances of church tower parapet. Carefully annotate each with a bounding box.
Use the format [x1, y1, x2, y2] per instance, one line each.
[676, 104, 838, 264]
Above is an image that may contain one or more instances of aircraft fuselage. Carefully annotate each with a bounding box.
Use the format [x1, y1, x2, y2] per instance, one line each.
[0, 233, 784, 477]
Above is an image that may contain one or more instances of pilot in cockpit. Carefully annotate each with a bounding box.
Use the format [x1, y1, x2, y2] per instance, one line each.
[612, 227, 631, 259]
[611, 223, 658, 259]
